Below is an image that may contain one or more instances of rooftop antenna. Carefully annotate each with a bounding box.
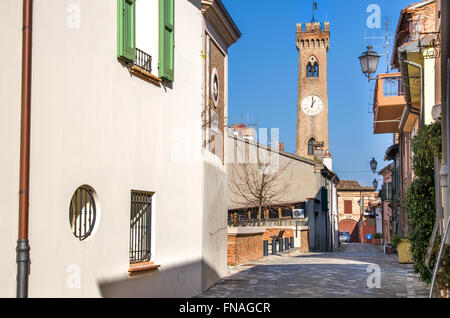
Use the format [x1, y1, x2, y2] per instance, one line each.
[364, 16, 394, 73]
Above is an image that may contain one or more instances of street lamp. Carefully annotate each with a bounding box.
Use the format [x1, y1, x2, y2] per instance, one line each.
[373, 178, 379, 189]
[370, 157, 378, 174]
[359, 46, 381, 81]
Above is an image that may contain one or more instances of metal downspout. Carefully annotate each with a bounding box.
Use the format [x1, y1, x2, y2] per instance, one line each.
[402, 60, 424, 130]
[17, 0, 33, 298]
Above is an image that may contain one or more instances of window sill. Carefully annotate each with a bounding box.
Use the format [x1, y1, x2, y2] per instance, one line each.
[128, 262, 160, 275]
[130, 65, 162, 86]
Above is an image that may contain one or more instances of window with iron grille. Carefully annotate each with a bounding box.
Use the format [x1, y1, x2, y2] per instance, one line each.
[69, 186, 97, 241]
[130, 191, 153, 264]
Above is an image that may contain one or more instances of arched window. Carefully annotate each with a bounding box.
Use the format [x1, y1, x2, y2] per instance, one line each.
[308, 138, 316, 155]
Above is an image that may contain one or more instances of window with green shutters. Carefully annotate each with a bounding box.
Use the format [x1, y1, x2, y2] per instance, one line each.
[118, 0, 136, 62]
[159, 0, 175, 82]
[117, 0, 174, 82]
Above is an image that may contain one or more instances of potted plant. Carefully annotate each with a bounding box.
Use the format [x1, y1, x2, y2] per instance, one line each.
[373, 233, 382, 245]
[392, 236, 413, 264]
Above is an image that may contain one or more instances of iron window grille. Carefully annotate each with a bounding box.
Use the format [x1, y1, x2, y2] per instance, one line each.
[130, 191, 153, 264]
[69, 186, 97, 241]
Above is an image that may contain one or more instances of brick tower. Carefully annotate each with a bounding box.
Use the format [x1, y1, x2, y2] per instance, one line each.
[295, 21, 331, 160]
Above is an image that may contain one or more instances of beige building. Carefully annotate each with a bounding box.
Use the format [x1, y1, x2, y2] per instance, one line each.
[0, 0, 240, 298]
[337, 181, 378, 242]
[226, 133, 340, 252]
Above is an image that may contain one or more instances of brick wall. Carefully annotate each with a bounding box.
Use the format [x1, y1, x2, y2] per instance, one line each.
[359, 219, 376, 244]
[227, 232, 264, 266]
[228, 227, 304, 266]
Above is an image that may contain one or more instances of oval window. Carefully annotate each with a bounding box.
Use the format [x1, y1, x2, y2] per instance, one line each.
[69, 186, 98, 241]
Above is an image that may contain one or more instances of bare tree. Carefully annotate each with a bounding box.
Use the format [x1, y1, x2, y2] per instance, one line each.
[229, 147, 292, 221]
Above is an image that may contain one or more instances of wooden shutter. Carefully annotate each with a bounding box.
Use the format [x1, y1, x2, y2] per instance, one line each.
[159, 0, 175, 81]
[118, 0, 136, 62]
[344, 200, 352, 214]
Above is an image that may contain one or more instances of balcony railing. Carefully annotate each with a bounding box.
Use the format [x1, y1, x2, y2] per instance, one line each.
[135, 48, 152, 73]
[382, 76, 404, 97]
[372, 73, 407, 134]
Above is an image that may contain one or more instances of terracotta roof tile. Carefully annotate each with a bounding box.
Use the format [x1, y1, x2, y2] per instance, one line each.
[337, 180, 375, 191]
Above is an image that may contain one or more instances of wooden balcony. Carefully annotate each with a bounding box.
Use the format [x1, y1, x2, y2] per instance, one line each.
[373, 73, 406, 134]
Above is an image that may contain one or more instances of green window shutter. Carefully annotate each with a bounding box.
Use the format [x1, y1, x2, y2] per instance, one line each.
[381, 184, 386, 201]
[321, 187, 328, 212]
[118, 0, 136, 62]
[159, 0, 175, 81]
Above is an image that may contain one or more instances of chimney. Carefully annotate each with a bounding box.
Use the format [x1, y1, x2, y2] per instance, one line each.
[279, 142, 285, 152]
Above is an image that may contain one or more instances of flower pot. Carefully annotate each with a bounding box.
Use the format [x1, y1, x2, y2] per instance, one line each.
[373, 238, 382, 245]
[397, 239, 413, 264]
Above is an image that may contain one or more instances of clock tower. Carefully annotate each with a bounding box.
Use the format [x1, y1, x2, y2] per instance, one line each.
[295, 20, 331, 160]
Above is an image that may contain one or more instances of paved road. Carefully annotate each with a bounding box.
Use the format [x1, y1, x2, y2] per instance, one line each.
[198, 243, 430, 298]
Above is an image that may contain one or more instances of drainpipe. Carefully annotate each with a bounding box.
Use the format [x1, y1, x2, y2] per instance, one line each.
[402, 60, 424, 130]
[17, 0, 33, 298]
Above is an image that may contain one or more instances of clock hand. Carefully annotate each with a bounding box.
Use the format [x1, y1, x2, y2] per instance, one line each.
[311, 98, 316, 108]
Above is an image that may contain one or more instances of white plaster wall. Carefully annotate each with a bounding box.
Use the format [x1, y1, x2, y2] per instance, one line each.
[0, 0, 212, 298]
[0, 0, 22, 298]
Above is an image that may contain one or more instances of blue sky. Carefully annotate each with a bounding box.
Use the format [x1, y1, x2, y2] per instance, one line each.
[221, 0, 415, 188]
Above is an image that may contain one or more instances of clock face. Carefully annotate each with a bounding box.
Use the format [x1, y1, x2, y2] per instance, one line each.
[301, 95, 324, 116]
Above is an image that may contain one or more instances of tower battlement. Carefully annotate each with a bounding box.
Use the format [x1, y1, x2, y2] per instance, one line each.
[296, 21, 330, 51]
[296, 21, 330, 33]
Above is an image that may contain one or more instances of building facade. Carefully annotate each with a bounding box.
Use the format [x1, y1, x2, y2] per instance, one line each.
[0, 0, 240, 298]
[337, 181, 378, 243]
[373, 0, 438, 238]
[226, 133, 339, 252]
[378, 163, 394, 244]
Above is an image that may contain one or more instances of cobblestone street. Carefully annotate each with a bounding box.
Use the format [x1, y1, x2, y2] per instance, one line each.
[198, 243, 430, 298]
